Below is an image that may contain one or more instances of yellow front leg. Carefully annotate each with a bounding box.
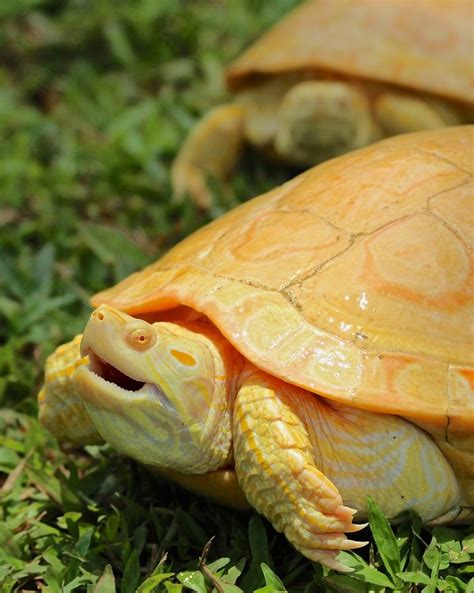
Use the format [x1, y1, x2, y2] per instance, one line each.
[233, 371, 365, 572]
[38, 335, 104, 445]
[171, 104, 245, 208]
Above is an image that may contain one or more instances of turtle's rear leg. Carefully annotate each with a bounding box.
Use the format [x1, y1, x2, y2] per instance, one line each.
[274, 81, 381, 166]
[303, 398, 462, 524]
[38, 335, 103, 445]
[171, 104, 245, 209]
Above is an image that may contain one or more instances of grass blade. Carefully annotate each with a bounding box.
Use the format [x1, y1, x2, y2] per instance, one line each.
[92, 565, 116, 593]
[367, 496, 401, 586]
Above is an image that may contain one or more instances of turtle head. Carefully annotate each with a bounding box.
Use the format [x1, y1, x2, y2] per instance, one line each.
[75, 304, 233, 473]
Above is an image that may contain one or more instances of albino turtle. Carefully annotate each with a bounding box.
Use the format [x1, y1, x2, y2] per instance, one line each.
[172, 0, 474, 207]
[39, 127, 474, 571]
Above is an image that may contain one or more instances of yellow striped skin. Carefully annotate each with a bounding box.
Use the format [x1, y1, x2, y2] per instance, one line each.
[40, 329, 250, 507]
[293, 394, 461, 523]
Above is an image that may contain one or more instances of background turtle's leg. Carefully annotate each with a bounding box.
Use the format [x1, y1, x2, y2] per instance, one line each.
[171, 104, 245, 209]
[38, 335, 104, 445]
[274, 81, 381, 166]
[301, 397, 462, 524]
[234, 370, 366, 571]
[374, 93, 462, 136]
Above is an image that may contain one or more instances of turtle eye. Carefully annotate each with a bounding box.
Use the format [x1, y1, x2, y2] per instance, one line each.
[125, 326, 157, 351]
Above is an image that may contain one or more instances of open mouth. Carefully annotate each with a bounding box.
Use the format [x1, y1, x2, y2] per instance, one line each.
[79, 347, 175, 412]
[87, 350, 145, 392]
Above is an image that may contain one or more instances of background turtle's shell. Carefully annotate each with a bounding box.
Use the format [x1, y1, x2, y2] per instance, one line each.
[93, 127, 474, 445]
[226, 0, 474, 105]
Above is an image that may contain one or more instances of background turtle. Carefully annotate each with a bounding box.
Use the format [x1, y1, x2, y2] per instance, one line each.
[39, 127, 474, 571]
[172, 0, 474, 207]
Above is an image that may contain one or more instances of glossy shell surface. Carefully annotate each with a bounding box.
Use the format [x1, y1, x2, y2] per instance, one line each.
[226, 0, 474, 104]
[93, 127, 474, 441]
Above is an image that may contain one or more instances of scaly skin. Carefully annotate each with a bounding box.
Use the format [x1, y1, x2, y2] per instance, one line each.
[40, 303, 465, 570]
[233, 370, 367, 571]
[171, 104, 245, 209]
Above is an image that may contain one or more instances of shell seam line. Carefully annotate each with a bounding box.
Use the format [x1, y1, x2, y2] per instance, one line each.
[280, 235, 357, 291]
[282, 210, 427, 291]
[414, 148, 473, 177]
[426, 210, 472, 252]
[425, 177, 472, 209]
[275, 206, 353, 235]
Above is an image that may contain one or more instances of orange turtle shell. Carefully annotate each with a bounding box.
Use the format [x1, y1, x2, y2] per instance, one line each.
[92, 127, 474, 449]
[226, 0, 474, 105]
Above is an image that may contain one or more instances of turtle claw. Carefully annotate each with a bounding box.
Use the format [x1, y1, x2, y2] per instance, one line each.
[339, 538, 369, 550]
[345, 521, 369, 533]
[334, 504, 358, 521]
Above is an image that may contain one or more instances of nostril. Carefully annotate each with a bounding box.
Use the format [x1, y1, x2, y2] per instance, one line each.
[96, 311, 104, 321]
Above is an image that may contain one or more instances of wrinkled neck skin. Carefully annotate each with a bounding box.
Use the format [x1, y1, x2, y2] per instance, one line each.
[170, 319, 246, 472]
[75, 307, 247, 475]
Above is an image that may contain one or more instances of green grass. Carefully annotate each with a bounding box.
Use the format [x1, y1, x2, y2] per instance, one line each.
[0, 1, 473, 591]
